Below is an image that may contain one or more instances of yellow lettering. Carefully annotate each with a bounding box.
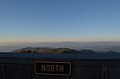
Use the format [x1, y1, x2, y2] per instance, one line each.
[59, 65, 64, 72]
[55, 65, 59, 72]
[51, 65, 55, 72]
[41, 64, 46, 71]
[46, 65, 50, 72]
[41, 64, 64, 73]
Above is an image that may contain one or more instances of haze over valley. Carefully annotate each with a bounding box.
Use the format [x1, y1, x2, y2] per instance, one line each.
[0, 41, 120, 52]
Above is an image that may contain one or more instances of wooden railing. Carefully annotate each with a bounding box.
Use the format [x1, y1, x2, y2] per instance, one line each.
[0, 52, 120, 79]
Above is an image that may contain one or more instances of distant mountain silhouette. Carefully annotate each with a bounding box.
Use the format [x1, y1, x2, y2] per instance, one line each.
[64, 49, 98, 54]
[14, 47, 120, 54]
[13, 47, 74, 54]
[1, 42, 120, 52]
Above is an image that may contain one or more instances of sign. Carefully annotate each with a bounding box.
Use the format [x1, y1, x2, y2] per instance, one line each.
[34, 61, 71, 76]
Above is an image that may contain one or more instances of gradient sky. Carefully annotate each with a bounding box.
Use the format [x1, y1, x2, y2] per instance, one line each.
[0, 0, 120, 43]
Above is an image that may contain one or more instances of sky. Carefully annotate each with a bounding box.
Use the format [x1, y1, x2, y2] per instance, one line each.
[0, 0, 120, 43]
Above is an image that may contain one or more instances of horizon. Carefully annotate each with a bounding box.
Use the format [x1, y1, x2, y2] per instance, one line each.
[0, 41, 120, 52]
[1, 40, 120, 44]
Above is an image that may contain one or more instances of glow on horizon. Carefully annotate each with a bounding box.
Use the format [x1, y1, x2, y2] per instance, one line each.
[0, 36, 120, 43]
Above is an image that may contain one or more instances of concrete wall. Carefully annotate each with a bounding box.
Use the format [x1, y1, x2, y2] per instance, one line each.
[0, 53, 120, 79]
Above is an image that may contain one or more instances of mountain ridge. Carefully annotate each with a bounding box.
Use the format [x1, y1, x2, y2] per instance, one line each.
[0, 41, 120, 52]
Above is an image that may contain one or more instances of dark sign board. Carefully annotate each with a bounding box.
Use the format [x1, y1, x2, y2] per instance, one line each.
[34, 61, 71, 76]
